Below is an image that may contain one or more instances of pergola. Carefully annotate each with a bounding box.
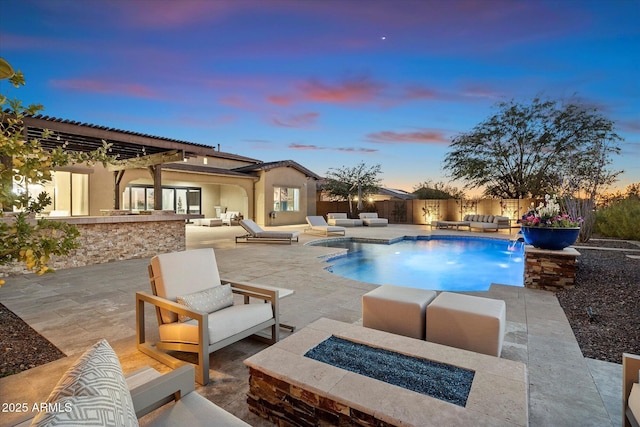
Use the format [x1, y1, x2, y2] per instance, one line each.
[21, 114, 257, 209]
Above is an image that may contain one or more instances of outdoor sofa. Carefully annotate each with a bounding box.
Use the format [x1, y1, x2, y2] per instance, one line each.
[20, 339, 249, 427]
[327, 212, 363, 227]
[466, 214, 510, 231]
[359, 212, 388, 226]
[432, 214, 510, 231]
[236, 219, 300, 244]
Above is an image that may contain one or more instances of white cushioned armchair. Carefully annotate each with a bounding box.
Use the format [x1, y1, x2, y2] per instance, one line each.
[136, 248, 279, 385]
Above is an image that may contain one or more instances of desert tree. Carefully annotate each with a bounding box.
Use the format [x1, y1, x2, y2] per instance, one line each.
[323, 162, 382, 216]
[412, 179, 465, 199]
[444, 97, 622, 242]
[443, 97, 622, 201]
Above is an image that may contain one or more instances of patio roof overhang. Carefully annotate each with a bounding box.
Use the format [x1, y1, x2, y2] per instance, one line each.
[19, 113, 261, 164]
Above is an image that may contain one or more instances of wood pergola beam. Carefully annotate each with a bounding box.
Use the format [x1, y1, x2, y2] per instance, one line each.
[106, 150, 184, 171]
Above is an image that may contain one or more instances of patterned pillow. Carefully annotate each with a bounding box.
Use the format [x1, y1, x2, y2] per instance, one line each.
[176, 284, 234, 322]
[31, 339, 138, 426]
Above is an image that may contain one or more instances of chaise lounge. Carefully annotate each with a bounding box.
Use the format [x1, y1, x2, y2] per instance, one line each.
[305, 216, 346, 236]
[136, 248, 280, 385]
[236, 219, 300, 244]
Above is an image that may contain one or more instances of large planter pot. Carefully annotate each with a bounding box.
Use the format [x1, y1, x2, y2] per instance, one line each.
[521, 226, 580, 250]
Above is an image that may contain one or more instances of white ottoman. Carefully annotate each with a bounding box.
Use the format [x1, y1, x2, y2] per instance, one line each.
[362, 285, 436, 339]
[426, 292, 506, 357]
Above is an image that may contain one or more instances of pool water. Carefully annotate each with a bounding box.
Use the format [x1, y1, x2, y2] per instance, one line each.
[321, 237, 524, 292]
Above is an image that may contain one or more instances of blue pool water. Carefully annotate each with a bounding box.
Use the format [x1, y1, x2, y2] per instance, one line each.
[320, 237, 524, 292]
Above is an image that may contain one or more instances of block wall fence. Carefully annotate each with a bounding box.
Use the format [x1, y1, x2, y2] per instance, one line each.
[317, 198, 537, 224]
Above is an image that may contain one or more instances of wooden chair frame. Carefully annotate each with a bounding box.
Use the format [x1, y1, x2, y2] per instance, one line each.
[624, 353, 640, 427]
[137, 265, 279, 385]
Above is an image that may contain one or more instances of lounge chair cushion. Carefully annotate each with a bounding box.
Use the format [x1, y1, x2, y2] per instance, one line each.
[159, 303, 274, 345]
[176, 284, 233, 322]
[151, 249, 223, 324]
[31, 339, 138, 427]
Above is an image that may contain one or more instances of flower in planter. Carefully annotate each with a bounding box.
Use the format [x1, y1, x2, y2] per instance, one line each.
[522, 194, 582, 228]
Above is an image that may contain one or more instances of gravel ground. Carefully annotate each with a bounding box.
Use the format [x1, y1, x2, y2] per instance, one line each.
[0, 302, 65, 377]
[557, 239, 640, 362]
[1, 240, 639, 376]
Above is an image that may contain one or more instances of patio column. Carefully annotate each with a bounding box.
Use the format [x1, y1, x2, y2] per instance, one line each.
[150, 164, 162, 210]
[113, 170, 125, 209]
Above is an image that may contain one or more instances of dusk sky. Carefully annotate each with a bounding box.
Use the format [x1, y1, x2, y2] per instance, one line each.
[1, 0, 639, 195]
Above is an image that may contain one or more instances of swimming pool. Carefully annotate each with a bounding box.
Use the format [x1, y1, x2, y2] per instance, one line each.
[317, 237, 524, 292]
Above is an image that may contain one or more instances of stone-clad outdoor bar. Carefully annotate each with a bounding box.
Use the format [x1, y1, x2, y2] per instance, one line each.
[0, 211, 191, 276]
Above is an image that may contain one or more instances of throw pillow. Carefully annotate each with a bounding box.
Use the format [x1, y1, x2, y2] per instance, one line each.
[31, 339, 138, 427]
[176, 284, 233, 322]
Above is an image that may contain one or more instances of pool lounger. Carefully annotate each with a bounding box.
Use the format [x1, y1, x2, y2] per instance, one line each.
[431, 220, 470, 230]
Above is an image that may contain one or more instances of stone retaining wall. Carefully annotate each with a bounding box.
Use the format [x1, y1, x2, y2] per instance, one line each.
[524, 246, 580, 291]
[0, 215, 187, 277]
[248, 367, 395, 427]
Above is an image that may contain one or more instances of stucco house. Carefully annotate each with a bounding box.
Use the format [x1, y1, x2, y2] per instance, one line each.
[18, 114, 320, 226]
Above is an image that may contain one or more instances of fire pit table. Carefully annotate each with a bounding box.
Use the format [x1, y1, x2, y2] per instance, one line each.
[244, 318, 528, 426]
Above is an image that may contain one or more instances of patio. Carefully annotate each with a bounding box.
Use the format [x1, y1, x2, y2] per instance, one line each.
[0, 224, 622, 426]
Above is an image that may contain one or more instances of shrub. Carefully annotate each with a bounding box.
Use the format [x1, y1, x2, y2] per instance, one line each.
[594, 197, 640, 240]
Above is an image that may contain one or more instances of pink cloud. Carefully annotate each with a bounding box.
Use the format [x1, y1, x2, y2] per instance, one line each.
[267, 95, 293, 106]
[297, 76, 385, 104]
[108, 1, 243, 29]
[272, 112, 319, 128]
[219, 95, 255, 110]
[366, 130, 449, 145]
[50, 79, 159, 99]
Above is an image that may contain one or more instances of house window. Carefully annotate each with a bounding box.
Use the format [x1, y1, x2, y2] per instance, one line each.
[19, 171, 89, 216]
[273, 187, 299, 212]
[123, 185, 201, 214]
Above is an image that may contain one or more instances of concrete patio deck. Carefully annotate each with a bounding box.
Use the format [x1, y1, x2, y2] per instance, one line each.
[0, 224, 622, 426]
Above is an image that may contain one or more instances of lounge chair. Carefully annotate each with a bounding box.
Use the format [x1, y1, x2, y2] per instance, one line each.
[359, 212, 388, 226]
[624, 353, 640, 427]
[236, 219, 300, 244]
[136, 248, 280, 385]
[305, 215, 346, 236]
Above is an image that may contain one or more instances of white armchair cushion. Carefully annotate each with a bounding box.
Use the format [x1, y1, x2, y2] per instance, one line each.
[176, 284, 233, 322]
[159, 303, 274, 345]
[31, 339, 138, 427]
[151, 249, 223, 324]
